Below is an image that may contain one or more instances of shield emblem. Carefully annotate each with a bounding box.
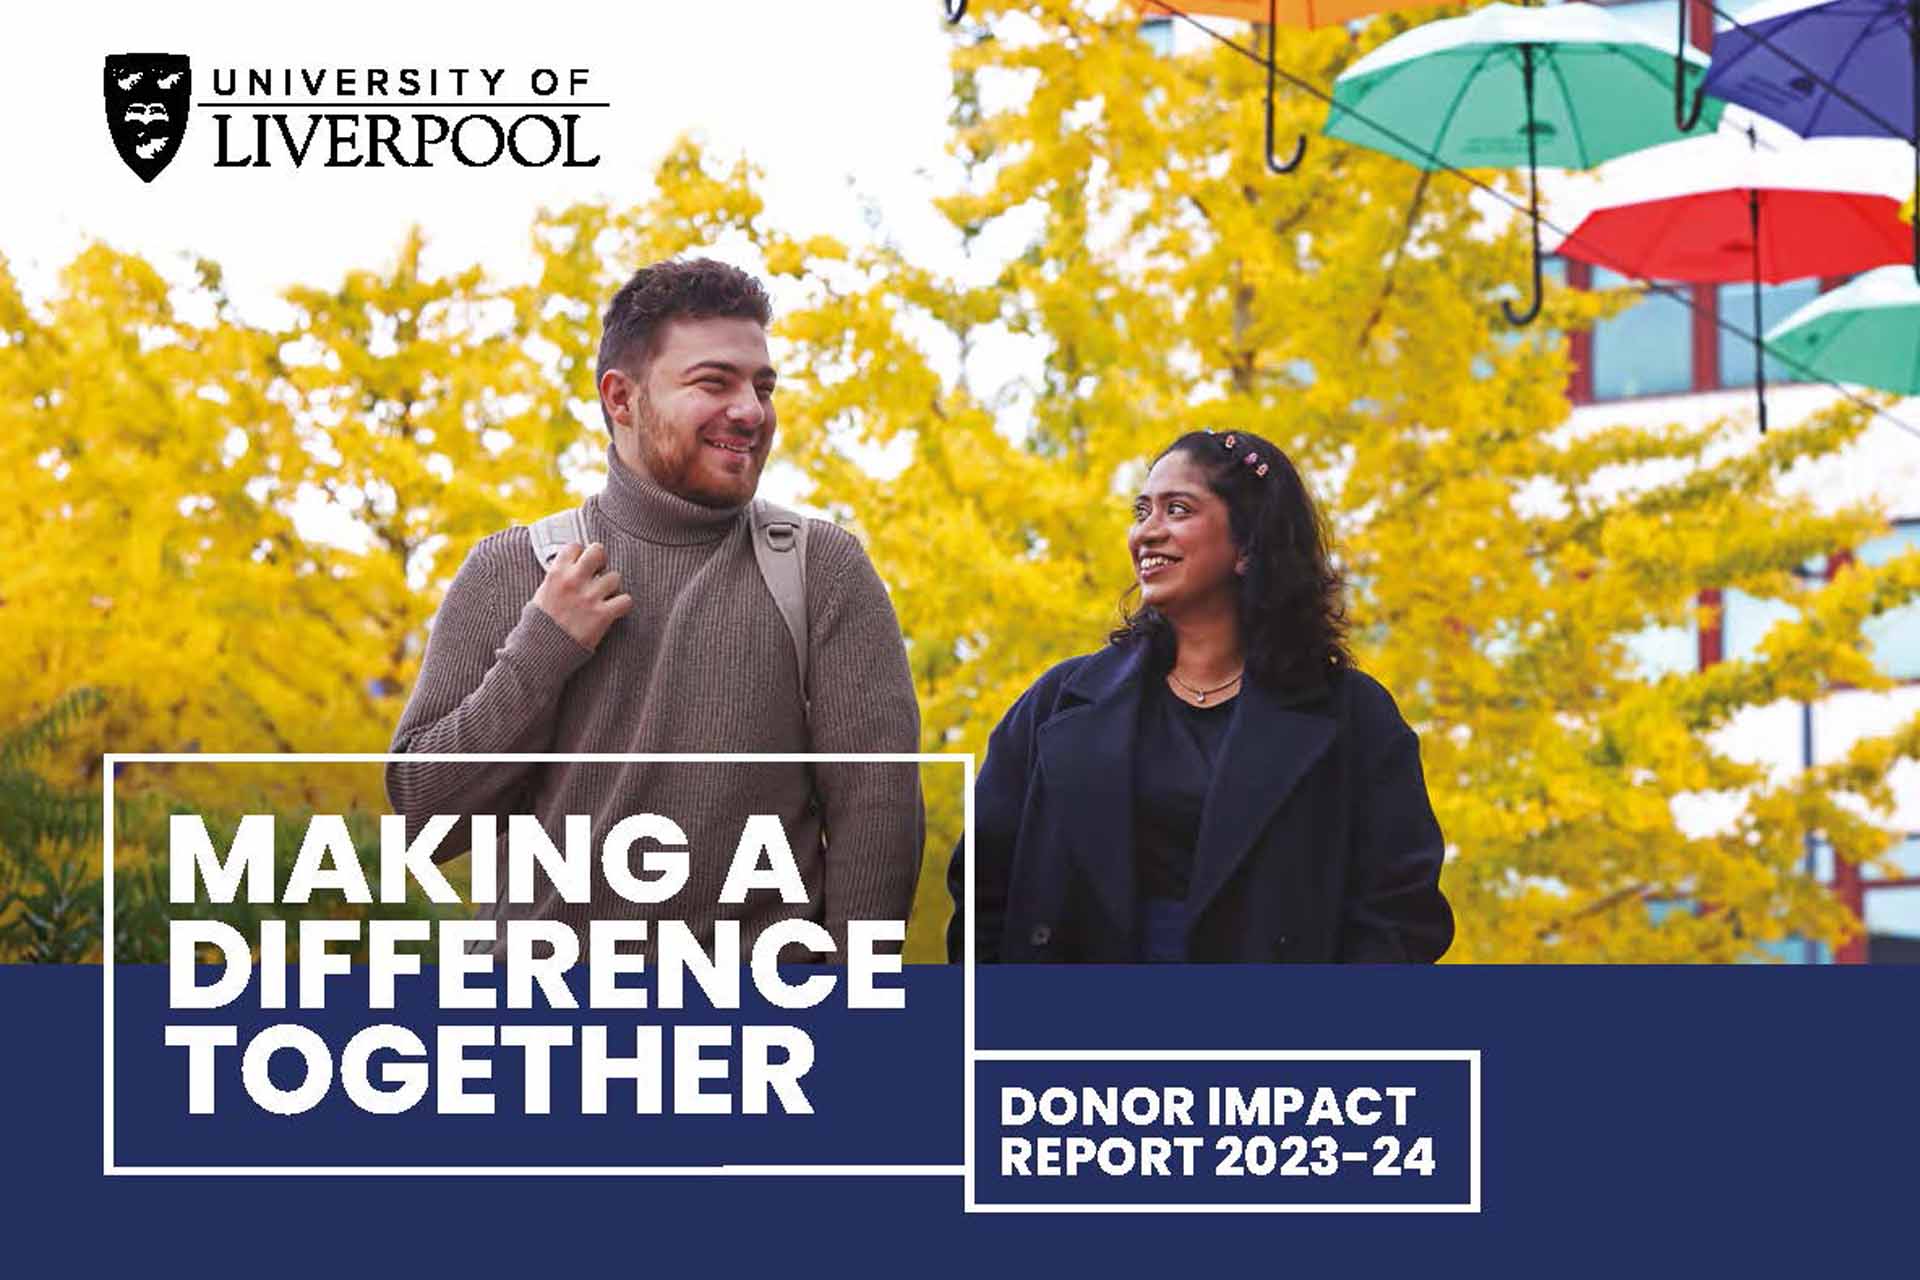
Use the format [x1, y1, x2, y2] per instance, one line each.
[103, 53, 191, 182]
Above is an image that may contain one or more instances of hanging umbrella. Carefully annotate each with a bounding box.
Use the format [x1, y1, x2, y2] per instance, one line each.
[1324, 3, 1723, 324]
[1698, 0, 1920, 277]
[1551, 133, 1913, 281]
[1701, 0, 1913, 139]
[1766, 263, 1920, 392]
[1134, 0, 1444, 172]
[1550, 130, 1914, 429]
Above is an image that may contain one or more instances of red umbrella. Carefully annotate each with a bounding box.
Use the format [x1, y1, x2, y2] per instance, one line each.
[1552, 131, 1913, 430]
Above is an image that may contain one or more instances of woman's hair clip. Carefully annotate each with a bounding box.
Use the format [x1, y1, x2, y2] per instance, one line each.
[1221, 433, 1267, 476]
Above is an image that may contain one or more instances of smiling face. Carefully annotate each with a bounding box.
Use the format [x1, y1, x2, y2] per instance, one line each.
[604, 315, 777, 508]
[1128, 450, 1243, 618]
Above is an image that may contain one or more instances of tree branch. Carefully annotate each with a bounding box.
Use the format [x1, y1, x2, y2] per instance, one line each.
[1537, 882, 1653, 939]
[1358, 170, 1433, 351]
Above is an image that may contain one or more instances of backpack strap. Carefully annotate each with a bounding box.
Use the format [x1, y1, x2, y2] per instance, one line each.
[750, 498, 811, 709]
[527, 499, 812, 723]
[527, 507, 588, 569]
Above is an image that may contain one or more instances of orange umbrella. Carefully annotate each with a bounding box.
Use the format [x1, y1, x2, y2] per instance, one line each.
[1134, 0, 1440, 171]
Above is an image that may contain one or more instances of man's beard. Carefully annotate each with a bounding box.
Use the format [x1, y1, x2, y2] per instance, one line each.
[631, 395, 754, 509]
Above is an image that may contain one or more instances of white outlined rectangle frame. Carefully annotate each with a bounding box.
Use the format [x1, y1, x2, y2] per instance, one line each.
[961, 827, 1481, 1214]
[102, 750, 973, 1178]
[962, 1048, 1482, 1214]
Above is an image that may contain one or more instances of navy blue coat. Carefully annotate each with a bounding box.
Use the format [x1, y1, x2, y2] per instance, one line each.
[947, 641, 1453, 964]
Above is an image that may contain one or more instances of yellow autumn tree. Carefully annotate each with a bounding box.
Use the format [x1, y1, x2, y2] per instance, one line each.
[0, 225, 618, 955]
[1, 233, 561, 791]
[0, 246, 325, 803]
[0, 244, 372, 951]
[275, 226, 583, 736]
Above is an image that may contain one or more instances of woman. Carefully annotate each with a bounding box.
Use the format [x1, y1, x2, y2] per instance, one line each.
[948, 429, 1452, 964]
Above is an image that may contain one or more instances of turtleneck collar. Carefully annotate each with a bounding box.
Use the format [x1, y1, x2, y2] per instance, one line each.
[595, 442, 744, 546]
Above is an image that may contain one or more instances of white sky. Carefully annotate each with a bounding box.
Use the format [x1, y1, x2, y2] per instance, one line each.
[1, 0, 968, 316]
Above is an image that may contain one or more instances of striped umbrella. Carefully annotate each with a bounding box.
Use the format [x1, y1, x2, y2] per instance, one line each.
[1550, 134, 1913, 282]
[1767, 264, 1920, 393]
[1325, 3, 1723, 323]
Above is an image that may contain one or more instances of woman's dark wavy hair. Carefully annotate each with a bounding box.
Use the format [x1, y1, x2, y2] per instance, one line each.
[1109, 429, 1353, 692]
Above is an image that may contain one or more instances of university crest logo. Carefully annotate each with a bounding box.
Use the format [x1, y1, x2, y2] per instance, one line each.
[104, 53, 191, 182]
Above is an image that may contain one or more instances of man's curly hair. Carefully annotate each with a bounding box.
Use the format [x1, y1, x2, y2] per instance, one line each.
[1110, 429, 1353, 693]
[595, 257, 773, 430]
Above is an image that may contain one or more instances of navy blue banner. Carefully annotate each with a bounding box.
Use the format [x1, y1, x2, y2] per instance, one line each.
[5, 964, 1916, 1270]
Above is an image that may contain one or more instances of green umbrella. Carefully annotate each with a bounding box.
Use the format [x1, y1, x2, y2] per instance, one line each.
[1325, 2, 1724, 324]
[1766, 264, 1920, 394]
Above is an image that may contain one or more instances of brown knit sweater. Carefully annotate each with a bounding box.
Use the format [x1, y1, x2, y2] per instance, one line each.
[385, 446, 923, 960]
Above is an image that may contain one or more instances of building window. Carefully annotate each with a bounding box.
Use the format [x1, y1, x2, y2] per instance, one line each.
[1571, 271, 1859, 403]
[1866, 834, 1920, 883]
[1646, 898, 1696, 926]
[1622, 619, 1698, 678]
[1589, 268, 1693, 399]
[1718, 279, 1820, 387]
[1864, 884, 1920, 963]
[1748, 936, 1833, 964]
[1856, 521, 1920, 680]
[1808, 835, 1837, 882]
[1720, 587, 1798, 663]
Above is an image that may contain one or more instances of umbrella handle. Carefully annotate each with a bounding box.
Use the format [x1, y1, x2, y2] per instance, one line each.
[1503, 46, 1545, 327]
[1268, 132, 1307, 173]
[1502, 231, 1545, 327]
[944, 0, 966, 22]
[1675, 0, 1706, 132]
[1266, 0, 1306, 173]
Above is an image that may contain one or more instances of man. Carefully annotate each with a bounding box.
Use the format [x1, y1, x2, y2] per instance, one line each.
[387, 257, 923, 960]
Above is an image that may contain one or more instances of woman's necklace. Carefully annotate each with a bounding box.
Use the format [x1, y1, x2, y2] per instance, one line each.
[1167, 667, 1244, 705]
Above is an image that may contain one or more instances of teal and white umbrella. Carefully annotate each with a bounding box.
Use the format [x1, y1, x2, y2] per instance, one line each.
[1766, 265, 1920, 395]
[1325, 2, 1724, 324]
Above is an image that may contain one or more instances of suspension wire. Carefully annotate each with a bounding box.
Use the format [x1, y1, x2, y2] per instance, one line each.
[1135, 0, 1920, 444]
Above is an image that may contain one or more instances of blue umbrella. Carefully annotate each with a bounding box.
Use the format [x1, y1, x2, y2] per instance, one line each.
[1700, 0, 1920, 275]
